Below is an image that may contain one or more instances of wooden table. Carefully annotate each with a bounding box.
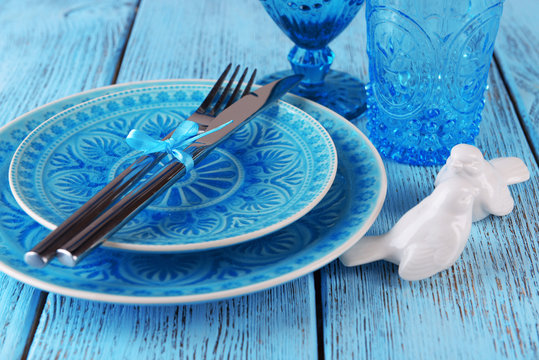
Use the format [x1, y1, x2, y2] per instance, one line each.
[1, 1, 537, 358]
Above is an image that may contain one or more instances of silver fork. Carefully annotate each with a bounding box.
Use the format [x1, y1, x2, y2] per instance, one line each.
[25, 64, 257, 268]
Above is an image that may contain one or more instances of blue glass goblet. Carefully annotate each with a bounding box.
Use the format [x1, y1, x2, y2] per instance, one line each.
[258, 0, 366, 119]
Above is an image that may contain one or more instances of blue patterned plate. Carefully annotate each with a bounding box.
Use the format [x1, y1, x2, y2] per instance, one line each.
[9, 84, 337, 252]
[0, 80, 386, 304]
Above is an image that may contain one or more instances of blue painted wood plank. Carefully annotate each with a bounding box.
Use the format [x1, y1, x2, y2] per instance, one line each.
[0, 0, 138, 127]
[0, 0, 138, 358]
[26, 0, 319, 358]
[321, 47, 539, 360]
[494, 0, 539, 158]
[27, 282, 317, 360]
[116, 0, 294, 83]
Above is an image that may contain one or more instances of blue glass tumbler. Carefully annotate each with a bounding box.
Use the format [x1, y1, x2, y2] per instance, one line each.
[365, 0, 505, 165]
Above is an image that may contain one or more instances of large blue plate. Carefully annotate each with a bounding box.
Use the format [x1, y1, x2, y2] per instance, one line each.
[0, 80, 386, 304]
[9, 84, 337, 252]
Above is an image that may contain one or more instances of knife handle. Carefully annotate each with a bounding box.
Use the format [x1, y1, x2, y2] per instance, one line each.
[24, 151, 168, 268]
[55, 146, 211, 266]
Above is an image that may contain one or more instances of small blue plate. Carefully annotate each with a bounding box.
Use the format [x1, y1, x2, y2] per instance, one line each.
[9, 84, 337, 252]
[0, 80, 386, 304]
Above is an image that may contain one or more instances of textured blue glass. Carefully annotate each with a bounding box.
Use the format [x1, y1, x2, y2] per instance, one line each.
[258, 0, 367, 119]
[365, 0, 505, 165]
[259, 0, 363, 50]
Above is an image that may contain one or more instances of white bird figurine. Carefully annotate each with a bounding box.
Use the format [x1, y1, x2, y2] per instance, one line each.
[340, 144, 530, 281]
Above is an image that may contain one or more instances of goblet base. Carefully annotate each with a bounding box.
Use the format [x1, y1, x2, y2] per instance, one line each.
[259, 70, 366, 120]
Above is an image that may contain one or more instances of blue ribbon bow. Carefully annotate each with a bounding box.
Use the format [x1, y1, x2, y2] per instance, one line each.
[125, 120, 233, 172]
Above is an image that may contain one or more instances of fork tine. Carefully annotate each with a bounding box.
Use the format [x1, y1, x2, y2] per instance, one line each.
[210, 65, 240, 115]
[225, 67, 249, 108]
[197, 63, 232, 114]
[241, 69, 257, 98]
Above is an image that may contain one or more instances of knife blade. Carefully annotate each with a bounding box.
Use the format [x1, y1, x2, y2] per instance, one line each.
[56, 74, 303, 266]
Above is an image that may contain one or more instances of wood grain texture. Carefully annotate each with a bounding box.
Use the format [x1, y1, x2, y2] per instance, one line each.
[321, 55, 539, 359]
[116, 0, 294, 82]
[115, 0, 368, 84]
[26, 0, 319, 358]
[28, 281, 316, 360]
[0, 0, 138, 126]
[0, 0, 138, 357]
[494, 0, 539, 158]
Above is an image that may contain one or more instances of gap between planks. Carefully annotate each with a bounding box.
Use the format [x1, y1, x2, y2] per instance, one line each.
[20, 292, 48, 360]
[111, 0, 142, 84]
[314, 270, 326, 360]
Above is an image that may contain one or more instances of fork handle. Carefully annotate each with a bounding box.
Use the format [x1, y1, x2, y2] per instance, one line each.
[56, 146, 211, 266]
[24, 151, 168, 268]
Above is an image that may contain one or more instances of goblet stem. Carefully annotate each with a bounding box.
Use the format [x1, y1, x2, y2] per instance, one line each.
[288, 45, 335, 86]
[260, 44, 366, 119]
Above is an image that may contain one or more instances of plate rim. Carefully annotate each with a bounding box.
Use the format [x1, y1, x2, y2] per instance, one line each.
[8, 82, 338, 252]
[0, 79, 387, 304]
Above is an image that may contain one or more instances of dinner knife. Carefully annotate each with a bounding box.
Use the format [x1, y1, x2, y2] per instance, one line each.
[56, 74, 303, 266]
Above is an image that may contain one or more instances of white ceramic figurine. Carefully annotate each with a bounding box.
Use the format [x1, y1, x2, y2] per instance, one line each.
[340, 144, 530, 281]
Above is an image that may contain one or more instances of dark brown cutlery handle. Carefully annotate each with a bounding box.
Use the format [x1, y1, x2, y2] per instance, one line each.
[55, 153, 201, 266]
[24, 152, 166, 268]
